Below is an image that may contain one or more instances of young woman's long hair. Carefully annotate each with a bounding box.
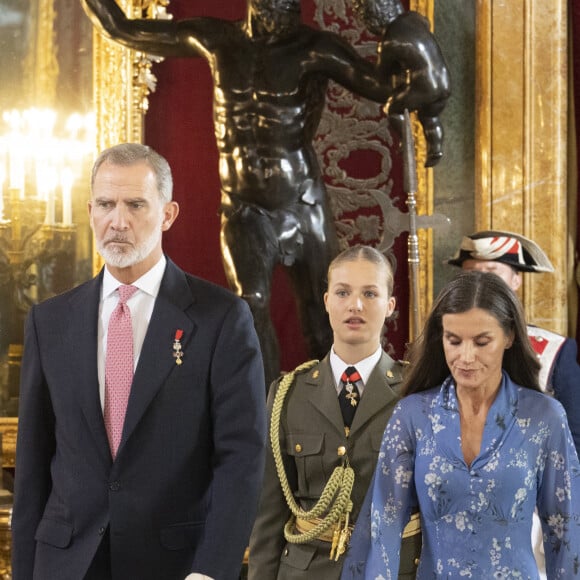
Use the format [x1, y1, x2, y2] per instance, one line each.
[402, 270, 541, 396]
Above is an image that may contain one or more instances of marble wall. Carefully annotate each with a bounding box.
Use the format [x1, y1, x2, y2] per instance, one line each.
[426, 0, 569, 335]
[432, 0, 476, 296]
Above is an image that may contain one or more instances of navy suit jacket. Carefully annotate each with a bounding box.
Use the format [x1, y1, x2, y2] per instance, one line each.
[11, 258, 267, 580]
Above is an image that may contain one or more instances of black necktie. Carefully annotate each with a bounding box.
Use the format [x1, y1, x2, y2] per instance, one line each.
[338, 366, 361, 428]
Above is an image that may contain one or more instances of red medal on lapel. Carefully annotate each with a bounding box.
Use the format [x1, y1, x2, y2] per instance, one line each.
[173, 329, 184, 365]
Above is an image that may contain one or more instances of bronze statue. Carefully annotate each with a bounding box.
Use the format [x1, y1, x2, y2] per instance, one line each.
[81, 0, 450, 386]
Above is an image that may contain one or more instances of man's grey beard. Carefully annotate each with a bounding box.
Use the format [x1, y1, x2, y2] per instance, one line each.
[97, 228, 162, 269]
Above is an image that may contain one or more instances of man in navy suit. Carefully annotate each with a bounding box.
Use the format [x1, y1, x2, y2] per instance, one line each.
[11, 143, 267, 580]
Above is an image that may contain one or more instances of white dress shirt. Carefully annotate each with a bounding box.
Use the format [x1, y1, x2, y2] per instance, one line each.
[97, 256, 166, 409]
[329, 345, 383, 396]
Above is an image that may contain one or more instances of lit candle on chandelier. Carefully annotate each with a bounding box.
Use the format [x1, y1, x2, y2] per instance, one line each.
[36, 162, 48, 202]
[61, 167, 73, 226]
[0, 159, 4, 221]
[39, 164, 58, 225]
[46, 186, 56, 226]
[9, 140, 25, 198]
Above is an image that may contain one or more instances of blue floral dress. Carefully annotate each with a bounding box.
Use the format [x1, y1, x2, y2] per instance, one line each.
[341, 372, 580, 579]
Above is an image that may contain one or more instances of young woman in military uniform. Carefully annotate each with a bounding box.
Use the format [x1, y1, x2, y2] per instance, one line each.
[248, 245, 420, 579]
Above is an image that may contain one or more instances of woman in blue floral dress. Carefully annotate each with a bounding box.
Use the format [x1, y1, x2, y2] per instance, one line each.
[341, 270, 580, 579]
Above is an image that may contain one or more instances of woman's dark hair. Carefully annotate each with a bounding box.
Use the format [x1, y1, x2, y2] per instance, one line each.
[402, 270, 541, 396]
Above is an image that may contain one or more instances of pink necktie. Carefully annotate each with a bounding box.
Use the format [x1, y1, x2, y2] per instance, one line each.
[104, 285, 138, 458]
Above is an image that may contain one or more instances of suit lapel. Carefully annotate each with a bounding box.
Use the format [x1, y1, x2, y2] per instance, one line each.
[348, 353, 401, 437]
[306, 356, 345, 437]
[66, 271, 113, 467]
[119, 260, 196, 454]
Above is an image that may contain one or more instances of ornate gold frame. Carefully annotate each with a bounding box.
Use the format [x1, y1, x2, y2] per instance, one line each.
[0, 418, 17, 469]
[409, 0, 435, 330]
[92, 0, 164, 274]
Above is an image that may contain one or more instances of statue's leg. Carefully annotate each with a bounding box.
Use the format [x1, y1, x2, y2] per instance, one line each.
[390, 108, 445, 167]
[417, 111, 444, 167]
[219, 205, 280, 389]
[286, 203, 339, 360]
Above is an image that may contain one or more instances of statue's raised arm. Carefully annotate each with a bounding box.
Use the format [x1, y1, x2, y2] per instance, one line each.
[80, 0, 227, 57]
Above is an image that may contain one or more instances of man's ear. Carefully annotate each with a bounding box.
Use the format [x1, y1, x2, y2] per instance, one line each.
[162, 201, 179, 231]
[510, 271, 522, 292]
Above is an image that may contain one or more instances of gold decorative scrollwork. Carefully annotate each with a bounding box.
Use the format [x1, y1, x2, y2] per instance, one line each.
[92, 0, 170, 273]
[94, 0, 170, 151]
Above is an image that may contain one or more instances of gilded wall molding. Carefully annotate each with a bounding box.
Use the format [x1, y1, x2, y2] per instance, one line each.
[92, 0, 169, 274]
[409, 0, 435, 328]
[23, 0, 59, 107]
[94, 0, 168, 150]
[0, 418, 17, 469]
[475, 0, 568, 334]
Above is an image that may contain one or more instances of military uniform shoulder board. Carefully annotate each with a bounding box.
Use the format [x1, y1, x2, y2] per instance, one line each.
[298, 359, 320, 377]
[381, 359, 406, 386]
[527, 325, 566, 394]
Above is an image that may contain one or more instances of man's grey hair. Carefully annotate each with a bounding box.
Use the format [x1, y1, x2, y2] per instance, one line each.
[90, 143, 173, 203]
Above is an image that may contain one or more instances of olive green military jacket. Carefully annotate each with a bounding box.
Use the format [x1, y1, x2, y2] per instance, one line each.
[248, 353, 420, 580]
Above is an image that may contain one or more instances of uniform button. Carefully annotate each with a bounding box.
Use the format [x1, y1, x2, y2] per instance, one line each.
[284, 548, 289, 556]
[337, 446, 346, 457]
[98, 526, 106, 536]
[414, 558, 420, 565]
[109, 481, 120, 491]
[295, 444, 302, 453]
